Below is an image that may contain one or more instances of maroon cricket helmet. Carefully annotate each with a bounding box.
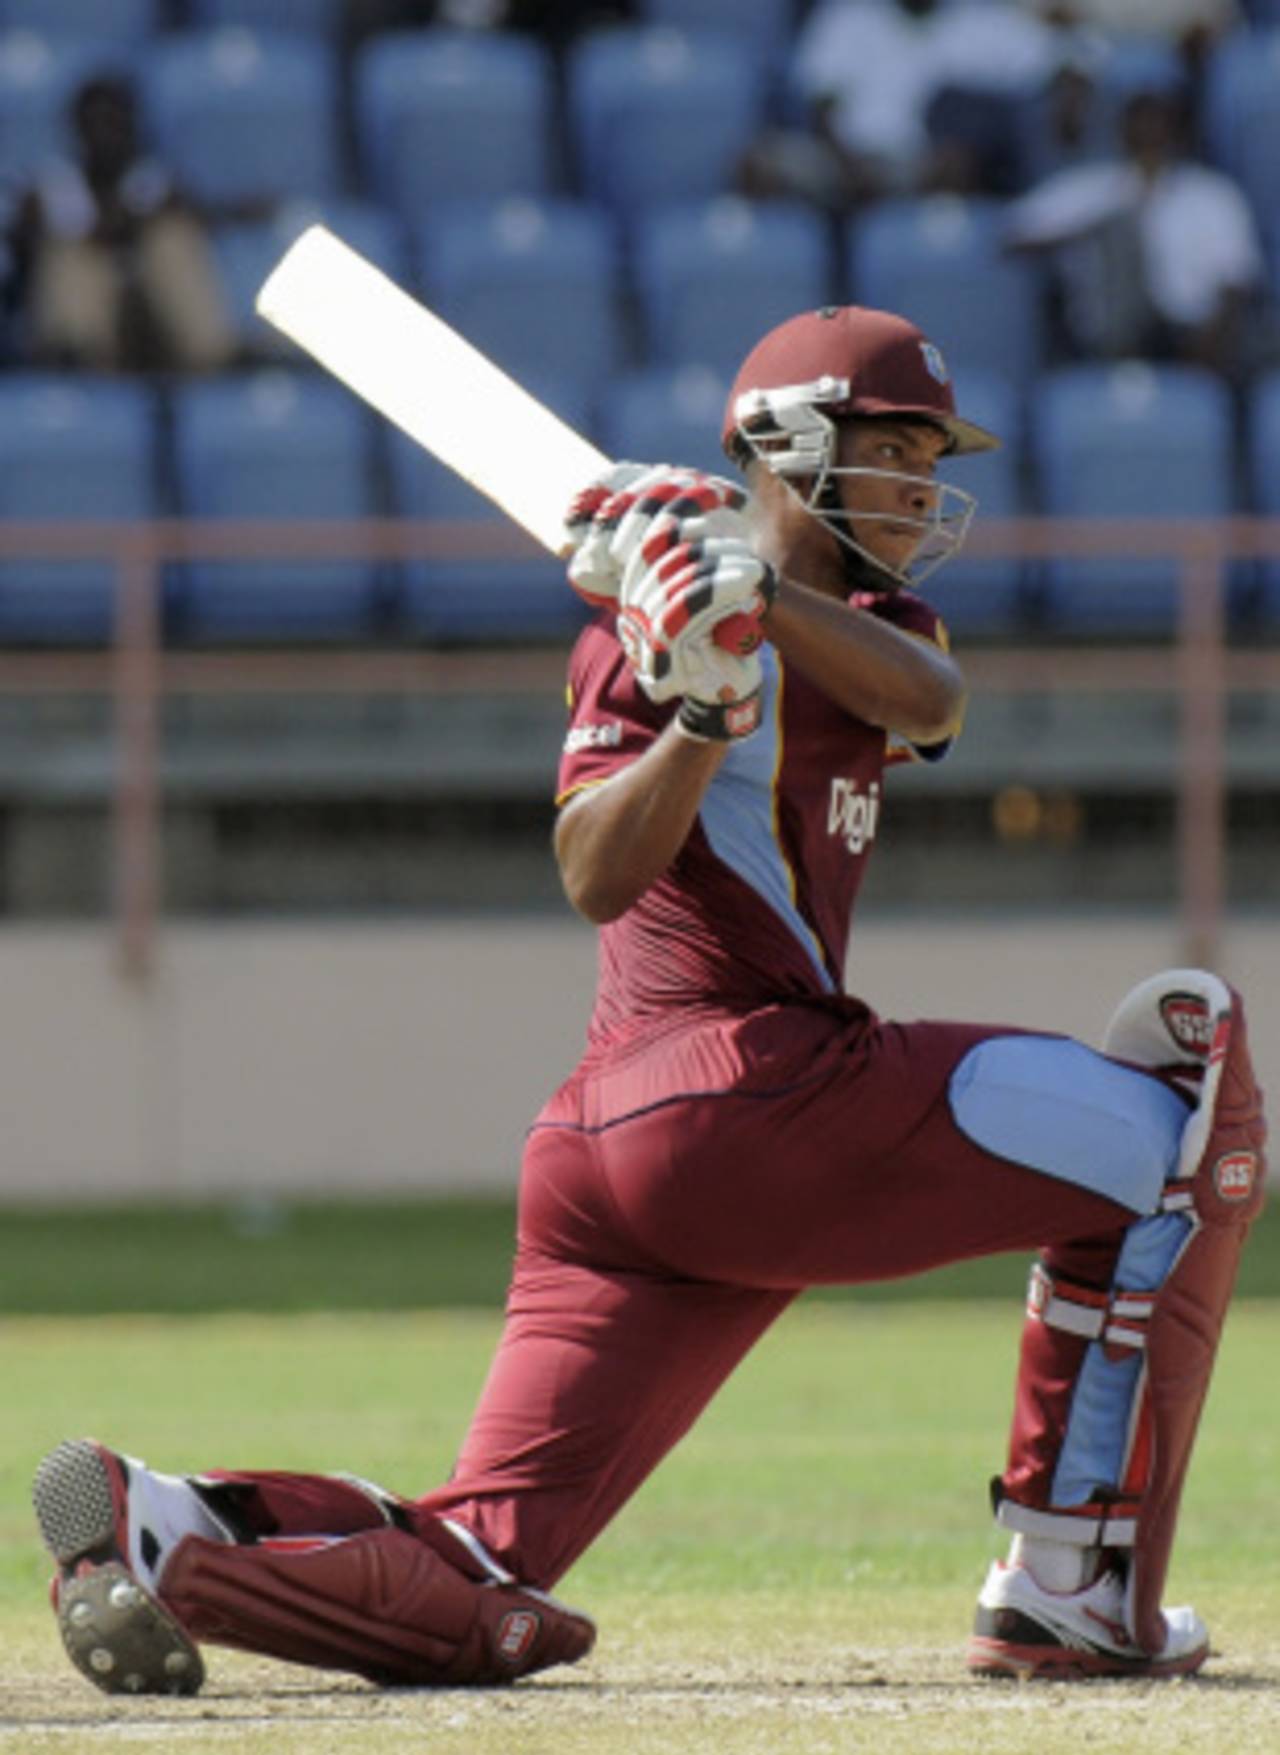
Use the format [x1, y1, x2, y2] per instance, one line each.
[722, 306, 1000, 461]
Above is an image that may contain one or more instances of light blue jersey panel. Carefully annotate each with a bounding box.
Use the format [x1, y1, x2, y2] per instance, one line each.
[949, 1036, 1186, 1215]
[697, 649, 835, 990]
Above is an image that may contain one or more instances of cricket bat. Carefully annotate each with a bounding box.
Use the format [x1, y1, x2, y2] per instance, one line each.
[254, 224, 757, 650]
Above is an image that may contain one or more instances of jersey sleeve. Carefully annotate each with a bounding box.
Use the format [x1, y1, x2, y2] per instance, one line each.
[872, 588, 961, 766]
[556, 613, 674, 804]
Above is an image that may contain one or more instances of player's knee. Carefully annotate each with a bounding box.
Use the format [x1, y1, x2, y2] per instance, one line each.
[948, 1034, 1185, 1214]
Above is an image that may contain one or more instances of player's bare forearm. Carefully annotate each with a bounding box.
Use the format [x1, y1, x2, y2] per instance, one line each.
[764, 574, 966, 743]
[555, 727, 728, 923]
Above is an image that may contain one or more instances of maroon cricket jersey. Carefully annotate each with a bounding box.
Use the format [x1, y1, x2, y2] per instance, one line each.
[556, 592, 954, 1046]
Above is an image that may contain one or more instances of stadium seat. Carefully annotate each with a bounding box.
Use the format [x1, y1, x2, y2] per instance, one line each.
[0, 30, 131, 185]
[636, 0, 794, 61]
[0, 376, 158, 644]
[1094, 33, 1188, 107]
[1202, 27, 1280, 229]
[1247, 369, 1280, 622]
[929, 372, 1031, 637]
[387, 377, 593, 644]
[598, 363, 733, 476]
[414, 198, 624, 396]
[172, 373, 381, 641]
[141, 29, 340, 208]
[353, 29, 556, 214]
[634, 198, 831, 377]
[0, 0, 156, 42]
[566, 27, 764, 213]
[213, 199, 406, 356]
[850, 196, 1044, 384]
[185, 0, 344, 36]
[1033, 362, 1236, 634]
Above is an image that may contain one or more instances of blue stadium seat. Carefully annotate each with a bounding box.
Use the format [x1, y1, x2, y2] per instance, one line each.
[634, 198, 830, 377]
[414, 198, 624, 395]
[1034, 363, 1236, 634]
[930, 372, 1030, 637]
[850, 197, 1044, 384]
[1247, 369, 1280, 622]
[0, 376, 158, 644]
[566, 27, 764, 212]
[387, 376, 593, 643]
[1094, 33, 1188, 107]
[172, 373, 380, 641]
[1203, 27, 1280, 228]
[185, 0, 344, 36]
[214, 200, 406, 355]
[353, 30, 556, 214]
[141, 29, 340, 208]
[598, 364, 733, 476]
[0, 31, 130, 185]
[0, 0, 155, 42]
[636, 0, 794, 61]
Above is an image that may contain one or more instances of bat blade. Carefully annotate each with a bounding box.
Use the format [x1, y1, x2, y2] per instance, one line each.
[255, 224, 763, 659]
[254, 224, 609, 556]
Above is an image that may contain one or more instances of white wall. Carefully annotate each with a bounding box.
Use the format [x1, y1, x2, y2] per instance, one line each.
[2, 916, 1276, 1200]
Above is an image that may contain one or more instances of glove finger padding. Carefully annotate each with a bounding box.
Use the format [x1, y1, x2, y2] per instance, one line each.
[625, 535, 774, 649]
[617, 527, 776, 701]
[565, 463, 749, 609]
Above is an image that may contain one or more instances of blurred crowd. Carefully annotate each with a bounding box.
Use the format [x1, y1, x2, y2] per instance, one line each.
[1, 0, 1275, 387]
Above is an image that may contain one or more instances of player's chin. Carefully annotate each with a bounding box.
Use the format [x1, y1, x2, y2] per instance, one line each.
[859, 533, 919, 579]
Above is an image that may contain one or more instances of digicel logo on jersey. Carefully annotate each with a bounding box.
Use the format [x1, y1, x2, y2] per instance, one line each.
[828, 777, 881, 855]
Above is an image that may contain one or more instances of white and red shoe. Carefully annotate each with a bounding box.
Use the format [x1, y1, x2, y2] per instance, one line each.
[33, 1439, 208, 1696]
[968, 1560, 1209, 1680]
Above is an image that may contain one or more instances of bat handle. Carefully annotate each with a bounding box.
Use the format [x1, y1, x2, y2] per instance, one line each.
[713, 610, 765, 657]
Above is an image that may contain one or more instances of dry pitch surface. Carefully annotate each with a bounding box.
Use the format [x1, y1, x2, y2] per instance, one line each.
[4, 1599, 1280, 1755]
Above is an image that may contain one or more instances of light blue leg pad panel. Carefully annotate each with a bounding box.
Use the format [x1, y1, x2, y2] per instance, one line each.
[948, 1035, 1186, 1216]
[1051, 1211, 1194, 1505]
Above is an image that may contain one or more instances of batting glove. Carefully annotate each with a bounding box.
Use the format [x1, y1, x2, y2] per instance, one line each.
[617, 531, 776, 739]
[565, 462, 751, 610]
[672, 637, 766, 743]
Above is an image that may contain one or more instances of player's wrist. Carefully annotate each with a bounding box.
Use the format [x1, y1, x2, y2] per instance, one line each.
[676, 691, 763, 742]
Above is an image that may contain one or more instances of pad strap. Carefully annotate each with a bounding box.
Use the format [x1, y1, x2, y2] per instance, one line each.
[991, 1479, 1139, 1548]
[1026, 1263, 1156, 1354]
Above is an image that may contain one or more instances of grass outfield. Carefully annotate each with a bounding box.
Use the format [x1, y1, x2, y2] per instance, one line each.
[2, 1197, 1280, 1313]
[2, 1300, 1278, 1754]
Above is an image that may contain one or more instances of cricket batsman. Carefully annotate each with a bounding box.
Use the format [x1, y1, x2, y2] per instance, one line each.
[33, 305, 1266, 1693]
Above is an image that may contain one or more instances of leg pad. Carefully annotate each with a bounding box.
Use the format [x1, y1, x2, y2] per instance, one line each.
[161, 1521, 595, 1687]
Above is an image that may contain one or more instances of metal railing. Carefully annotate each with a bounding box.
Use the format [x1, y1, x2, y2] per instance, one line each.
[0, 515, 1278, 980]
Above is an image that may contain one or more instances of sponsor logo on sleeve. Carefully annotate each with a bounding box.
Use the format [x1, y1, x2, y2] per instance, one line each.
[564, 720, 623, 754]
[828, 777, 881, 855]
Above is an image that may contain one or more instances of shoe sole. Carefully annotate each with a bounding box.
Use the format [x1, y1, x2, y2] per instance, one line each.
[968, 1633, 1209, 1681]
[33, 1440, 205, 1698]
[56, 1561, 205, 1696]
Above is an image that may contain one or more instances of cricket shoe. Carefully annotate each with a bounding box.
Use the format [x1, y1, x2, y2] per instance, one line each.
[33, 1439, 208, 1696]
[967, 1560, 1209, 1680]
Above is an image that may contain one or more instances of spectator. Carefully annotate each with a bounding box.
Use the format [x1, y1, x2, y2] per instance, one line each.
[1015, 56, 1115, 188]
[1060, 0, 1238, 43]
[3, 73, 236, 375]
[791, 0, 1069, 196]
[1004, 88, 1268, 380]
